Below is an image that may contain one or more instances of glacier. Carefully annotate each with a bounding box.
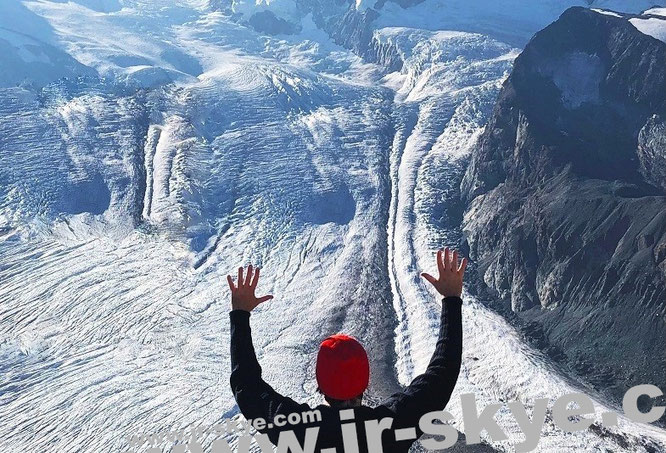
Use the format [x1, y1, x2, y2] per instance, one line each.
[1, 1, 666, 452]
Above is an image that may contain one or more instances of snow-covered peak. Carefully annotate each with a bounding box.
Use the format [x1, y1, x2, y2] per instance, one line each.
[231, 0, 303, 33]
[370, 0, 663, 46]
[588, 5, 666, 43]
[355, 0, 374, 12]
[0, 1, 97, 87]
[630, 7, 666, 43]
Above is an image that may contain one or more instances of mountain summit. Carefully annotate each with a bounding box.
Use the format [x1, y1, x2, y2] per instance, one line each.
[462, 6, 666, 399]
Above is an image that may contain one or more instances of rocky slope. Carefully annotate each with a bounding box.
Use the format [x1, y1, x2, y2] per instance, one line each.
[461, 6, 666, 402]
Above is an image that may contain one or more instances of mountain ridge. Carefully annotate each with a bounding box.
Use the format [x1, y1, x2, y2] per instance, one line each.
[461, 6, 666, 403]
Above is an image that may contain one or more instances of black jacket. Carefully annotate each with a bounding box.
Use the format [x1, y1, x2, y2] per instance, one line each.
[230, 296, 463, 453]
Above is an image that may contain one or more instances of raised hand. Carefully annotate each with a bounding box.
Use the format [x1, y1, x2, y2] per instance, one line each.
[227, 265, 273, 312]
[421, 247, 468, 298]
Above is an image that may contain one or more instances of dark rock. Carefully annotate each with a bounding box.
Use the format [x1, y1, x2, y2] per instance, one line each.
[461, 7, 666, 402]
[327, 7, 380, 59]
[248, 10, 301, 35]
[638, 114, 666, 192]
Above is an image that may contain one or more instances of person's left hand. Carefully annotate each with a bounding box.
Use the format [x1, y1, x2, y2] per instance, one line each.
[227, 265, 273, 312]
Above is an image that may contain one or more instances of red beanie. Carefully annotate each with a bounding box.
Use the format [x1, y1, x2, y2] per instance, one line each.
[316, 334, 369, 400]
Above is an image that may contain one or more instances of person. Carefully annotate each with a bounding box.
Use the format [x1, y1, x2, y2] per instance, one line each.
[228, 247, 466, 453]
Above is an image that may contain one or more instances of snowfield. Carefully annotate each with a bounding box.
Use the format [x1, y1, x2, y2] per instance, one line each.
[1, 1, 666, 452]
[630, 8, 666, 43]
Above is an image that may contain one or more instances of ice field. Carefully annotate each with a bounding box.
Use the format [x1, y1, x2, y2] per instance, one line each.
[1, 1, 666, 451]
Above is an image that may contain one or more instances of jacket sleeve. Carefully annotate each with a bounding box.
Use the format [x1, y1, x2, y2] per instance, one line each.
[378, 296, 463, 430]
[229, 310, 310, 435]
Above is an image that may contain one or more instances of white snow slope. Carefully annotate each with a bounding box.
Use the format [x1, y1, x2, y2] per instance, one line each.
[1, 1, 665, 452]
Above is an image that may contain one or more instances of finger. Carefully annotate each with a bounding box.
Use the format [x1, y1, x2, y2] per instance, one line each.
[257, 295, 273, 304]
[238, 267, 244, 287]
[437, 249, 445, 275]
[227, 275, 235, 291]
[459, 257, 468, 275]
[444, 247, 450, 271]
[452, 250, 459, 272]
[251, 267, 260, 288]
[245, 265, 253, 286]
[421, 273, 437, 286]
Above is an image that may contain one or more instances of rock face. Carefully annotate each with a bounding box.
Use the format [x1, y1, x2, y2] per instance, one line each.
[461, 7, 666, 398]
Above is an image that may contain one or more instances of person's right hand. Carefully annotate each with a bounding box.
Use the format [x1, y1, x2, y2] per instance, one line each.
[421, 247, 468, 298]
[227, 265, 273, 312]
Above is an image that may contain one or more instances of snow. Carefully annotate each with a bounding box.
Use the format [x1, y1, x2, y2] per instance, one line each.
[645, 7, 666, 15]
[372, 0, 660, 46]
[630, 15, 666, 43]
[50, 0, 123, 13]
[549, 52, 604, 109]
[1, 0, 666, 452]
[591, 8, 623, 17]
[0, 1, 97, 87]
[589, 3, 666, 44]
[18, 0, 204, 87]
[355, 0, 373, 12]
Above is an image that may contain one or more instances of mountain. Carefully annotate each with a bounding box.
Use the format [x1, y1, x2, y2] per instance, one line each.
[461, 6, 666, 402]
[2, 1, 666, 452]
[0, 1, 97, 87]
[222, 0, 661, 49]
